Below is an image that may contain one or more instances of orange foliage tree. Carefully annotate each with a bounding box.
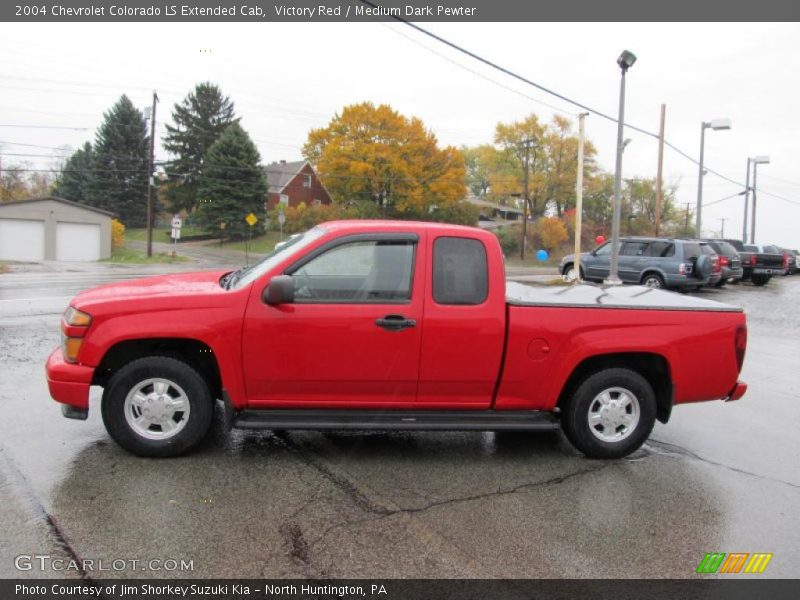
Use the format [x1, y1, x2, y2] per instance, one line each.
[303, 102, 466, 217]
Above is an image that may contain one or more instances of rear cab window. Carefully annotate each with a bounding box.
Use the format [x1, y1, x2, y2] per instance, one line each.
[432, 237, 488, 305]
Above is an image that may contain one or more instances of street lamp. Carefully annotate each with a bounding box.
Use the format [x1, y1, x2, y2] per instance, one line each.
[605, 50, 636, 286]
[695, 118, 731, 236]
[749, 155, 769, 243]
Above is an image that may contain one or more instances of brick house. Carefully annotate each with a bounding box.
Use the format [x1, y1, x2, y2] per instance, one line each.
[264, 160, 333, 210]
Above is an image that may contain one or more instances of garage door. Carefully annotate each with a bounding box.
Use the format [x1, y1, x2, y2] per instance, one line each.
[0, 218, 45, 261]
[56, 222, 101, 261]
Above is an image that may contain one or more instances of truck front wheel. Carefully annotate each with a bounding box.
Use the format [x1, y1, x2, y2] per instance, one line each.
[561, 368, 656, 459]
[101, 356, 213, 457]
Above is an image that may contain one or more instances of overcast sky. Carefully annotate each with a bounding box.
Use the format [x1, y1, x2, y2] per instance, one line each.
[1, 21, 799, 246]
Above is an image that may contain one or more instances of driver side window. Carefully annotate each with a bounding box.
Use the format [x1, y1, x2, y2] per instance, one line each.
[291, 240, 416, 303]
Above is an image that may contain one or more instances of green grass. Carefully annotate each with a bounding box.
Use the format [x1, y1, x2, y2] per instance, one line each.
[504, 255, 560, 270]
[103, 246, 192, 264]
[219, 230, 284, 254]
[125, 227, 207, 242]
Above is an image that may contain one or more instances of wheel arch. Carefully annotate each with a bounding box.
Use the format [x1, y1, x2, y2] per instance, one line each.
[557, 352, 673, 424]
[639, 269, 667, 285]
[92, 338, 223, 401]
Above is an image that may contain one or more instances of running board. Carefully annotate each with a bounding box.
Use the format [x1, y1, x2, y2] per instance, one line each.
[232, 409, 560, 432]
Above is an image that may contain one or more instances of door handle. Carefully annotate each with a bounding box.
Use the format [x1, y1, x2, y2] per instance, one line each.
[375, 314, 416, 331]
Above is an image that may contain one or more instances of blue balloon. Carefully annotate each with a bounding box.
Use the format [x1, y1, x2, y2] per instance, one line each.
[536, 249, 549, 262]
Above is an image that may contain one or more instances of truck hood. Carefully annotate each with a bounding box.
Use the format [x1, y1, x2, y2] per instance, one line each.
[71, 270, 231, 310]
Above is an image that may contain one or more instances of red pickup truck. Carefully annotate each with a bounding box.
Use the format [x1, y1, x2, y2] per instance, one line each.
[46, 220, 748, 459]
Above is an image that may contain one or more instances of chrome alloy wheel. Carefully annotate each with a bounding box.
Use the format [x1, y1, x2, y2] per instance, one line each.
[124, 378, 191, 440]
[586, 386, 640, 443]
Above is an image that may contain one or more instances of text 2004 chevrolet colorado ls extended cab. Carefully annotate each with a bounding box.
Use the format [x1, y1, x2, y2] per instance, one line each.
[46, 221, 748, 459]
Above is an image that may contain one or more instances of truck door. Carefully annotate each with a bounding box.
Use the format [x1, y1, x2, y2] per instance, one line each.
[417, 235, 506, 408]
[241, 232, 424, 408]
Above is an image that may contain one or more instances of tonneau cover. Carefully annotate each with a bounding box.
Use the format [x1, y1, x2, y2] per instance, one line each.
[506, 281, 742, 313]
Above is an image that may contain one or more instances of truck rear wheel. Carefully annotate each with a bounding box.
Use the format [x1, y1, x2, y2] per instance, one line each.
[751, 273, 770, 286]
[101, 356, 213, 457]
[561, 368, 656, 459]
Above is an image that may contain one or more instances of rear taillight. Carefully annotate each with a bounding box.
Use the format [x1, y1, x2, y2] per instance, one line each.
[720, 256, 729, 267]
[735, 325, 747, 373]
[783, 253, 789, 269]
[750, 255, 757, 266]
[712, 257, 721, 273]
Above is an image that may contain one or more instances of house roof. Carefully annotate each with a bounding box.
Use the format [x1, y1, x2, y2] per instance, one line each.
[0, 196, 116, 218]
[264, 160, 308, 194]
[465, 195, 523, 214]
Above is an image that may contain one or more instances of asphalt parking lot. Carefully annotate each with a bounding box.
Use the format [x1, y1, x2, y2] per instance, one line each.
[0, 263, 798, 579]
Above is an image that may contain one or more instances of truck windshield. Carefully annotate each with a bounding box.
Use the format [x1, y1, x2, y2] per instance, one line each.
[226, 226, 327, 289]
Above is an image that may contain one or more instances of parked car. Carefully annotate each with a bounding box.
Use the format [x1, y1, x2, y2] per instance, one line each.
[779, 248, 796, 275]
[559, 237, 713, 291]
[725, 240, 783, 286]
[794, 250, 800, 274]
[743, 243, 787, 283]
[702, 239, 744, 286]
[46, 221, 748, 460]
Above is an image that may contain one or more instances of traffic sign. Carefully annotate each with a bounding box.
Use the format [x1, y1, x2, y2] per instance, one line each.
[171, 215, 182, 229]
[245, 213, 258, 227]
[277, 211, 286, 225]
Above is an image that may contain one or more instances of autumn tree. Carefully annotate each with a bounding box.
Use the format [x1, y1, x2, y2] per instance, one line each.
[303, 102, 466, 217]
[163, 83, 239, 213]
[533, 216, 568, 250]
[195, 123, 266, 238]
[0, 162, 55, 202]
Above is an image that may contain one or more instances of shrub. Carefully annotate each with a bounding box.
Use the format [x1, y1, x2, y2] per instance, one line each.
[111, 218, 125, 249]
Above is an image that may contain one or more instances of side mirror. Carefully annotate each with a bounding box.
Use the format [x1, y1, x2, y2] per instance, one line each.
[590, 249, 597, 256]
[263, 275, 294, 305]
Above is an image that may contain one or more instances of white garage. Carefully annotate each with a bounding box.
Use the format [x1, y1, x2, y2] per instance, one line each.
[0, 197, 113, 262]
[56, 222, 102, 261]
[0, 218, 46, 261]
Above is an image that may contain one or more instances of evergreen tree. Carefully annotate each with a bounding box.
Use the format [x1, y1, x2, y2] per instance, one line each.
[54, 142, 93, 203]
[162, 83, 239, 213]
[196, 123, 266, 237]
[86, 95, 149, 226]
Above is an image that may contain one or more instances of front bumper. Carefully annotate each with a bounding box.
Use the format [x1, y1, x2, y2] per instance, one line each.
[46, 348, 94, 412]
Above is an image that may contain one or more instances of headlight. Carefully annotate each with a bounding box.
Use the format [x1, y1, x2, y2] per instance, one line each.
[64, 306, 92, 327]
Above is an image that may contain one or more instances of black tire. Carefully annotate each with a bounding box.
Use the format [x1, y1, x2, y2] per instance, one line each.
[101, 356, 213, 457]
[751, 273, 770, 286]
[562, 264, 583, 282]
[561, 368, 657, 459]
[640, 273, 665, 289]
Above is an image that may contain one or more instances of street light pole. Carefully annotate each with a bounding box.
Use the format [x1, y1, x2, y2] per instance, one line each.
[695, 118, 731, 237]
[742, 157, 751, 242]
[145, 90, 159, 258]
[605, 50, 636, 286]
[572, 113, 589, 282]
[750, 156, 770, 243]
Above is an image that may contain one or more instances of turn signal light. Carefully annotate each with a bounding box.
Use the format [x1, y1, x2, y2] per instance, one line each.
[61, 334, 84, 363]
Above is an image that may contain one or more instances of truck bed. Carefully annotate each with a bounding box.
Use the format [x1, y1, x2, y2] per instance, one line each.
[506, 281, 742, 313]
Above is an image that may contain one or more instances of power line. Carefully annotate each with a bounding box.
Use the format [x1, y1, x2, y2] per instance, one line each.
[361, 1, 762, 193]
[0, 124, 90, 131]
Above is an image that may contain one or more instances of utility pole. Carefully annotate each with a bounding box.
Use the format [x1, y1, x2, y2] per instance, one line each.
[718, 217, 727, 238]
[573, 113, 589, 281]
[655, 104, 666, 236]
[519, 138, 535, 261]
[742, 157, 751, 243]
[145, 90, 159, 258]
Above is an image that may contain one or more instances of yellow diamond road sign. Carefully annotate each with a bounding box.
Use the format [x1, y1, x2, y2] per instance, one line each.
[245, 213, 258, 226]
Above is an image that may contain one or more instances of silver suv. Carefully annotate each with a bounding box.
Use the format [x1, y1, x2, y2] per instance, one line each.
[559, 237, 713, 291]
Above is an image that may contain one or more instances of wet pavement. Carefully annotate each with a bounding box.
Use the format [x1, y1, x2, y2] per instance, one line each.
[0, 263, 798, 579]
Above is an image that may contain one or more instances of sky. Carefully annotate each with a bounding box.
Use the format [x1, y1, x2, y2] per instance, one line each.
[1, 21, 799, 247]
